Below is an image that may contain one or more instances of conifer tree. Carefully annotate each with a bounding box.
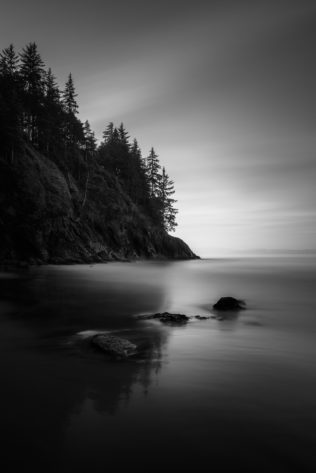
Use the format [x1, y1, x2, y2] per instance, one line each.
[63, 73, 78, 115]
[0, 44, 19, 76]
[83, 120, 97, 156]
[20, 42, 45, 93]
[19, 42, 45, 143]
[102, 122, 114, 144]
[131, 138, 140, 156]
[45, 68, 60, 103]
[158, 167, 178, 232]
[146, 147, 161, 197]
[62, 73, 82, 146]
[118, 122, 129, 147]
[0, 44, 22, 160]
[112, 127, 120, 143]
[38, 68, 62, 154]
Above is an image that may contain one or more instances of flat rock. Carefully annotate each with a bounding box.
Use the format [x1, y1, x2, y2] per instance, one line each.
[138, 312, 189, 324]
[91, 334, 137, 358]
[213, 297, 246, 311]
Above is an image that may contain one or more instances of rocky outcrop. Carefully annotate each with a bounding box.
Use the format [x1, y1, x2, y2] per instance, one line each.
[213, 297, 246, 311]
[138, 312, 190, 324]
[0, 146, 198, 264]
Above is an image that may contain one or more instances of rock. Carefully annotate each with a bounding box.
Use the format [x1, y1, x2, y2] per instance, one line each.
[91, 334, 137, 358]
[213, 297, 246, 311]
[195, 315, 210, 320]
[138, 312, 189, 324]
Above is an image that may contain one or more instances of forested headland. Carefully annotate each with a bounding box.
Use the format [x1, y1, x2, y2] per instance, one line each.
[0, 43, 197, 264]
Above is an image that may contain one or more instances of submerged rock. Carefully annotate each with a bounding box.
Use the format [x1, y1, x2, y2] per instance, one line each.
[213, 297, 246, 311]
[138, 312, 189, 324]
[91, 334, 137, 358]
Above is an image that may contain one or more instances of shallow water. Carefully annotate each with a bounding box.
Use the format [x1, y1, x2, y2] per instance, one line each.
[0, 258, 316, 472]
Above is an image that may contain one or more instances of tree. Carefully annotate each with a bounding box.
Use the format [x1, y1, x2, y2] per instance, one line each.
[146, 147, 161, 197]
[62, 73, 78, 115]
[62, 73, 82, 146]
[19, 42, 45, 144]
[102, 122, 114, 144]
[38, 68, 63, 155]
[158, 167, 178, 232]
[83, 120, 97, 156]
[20, 42, 45, 93]
[0, 44, 19, 77]
[118, 122, 130, 147]
[0, 44, 22, 160]
[45, 68, 60, 103]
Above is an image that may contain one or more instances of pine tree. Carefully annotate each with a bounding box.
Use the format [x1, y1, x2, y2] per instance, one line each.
[38, 68, 63, 155]
[0, 44, 19, 76]
[63, 73, 78, 115]
[118, 122, 129, 147]
[131, 138, 139, 155]
[62, 73, 81, 146]
[19, 42, 45, 144]
[102, 122, 114, 144]
[45, 68, 60, 103]
[0, 44, 22, 160]
[83, 120, 96, 156]
[146, 147, 161, 197]
[112, 127, 120, 143]
[158, 167, 178, 232]
[20, 42, 45, 94]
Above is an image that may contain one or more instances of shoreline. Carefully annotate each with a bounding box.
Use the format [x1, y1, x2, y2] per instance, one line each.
[0, 254, 200, 272]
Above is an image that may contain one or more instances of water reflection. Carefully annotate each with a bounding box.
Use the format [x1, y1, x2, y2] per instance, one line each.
[1, 259, 316, 472]
[0, 264, 174, 472]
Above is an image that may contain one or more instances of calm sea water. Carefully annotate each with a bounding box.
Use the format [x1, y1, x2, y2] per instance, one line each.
[0, 257, 316, 472]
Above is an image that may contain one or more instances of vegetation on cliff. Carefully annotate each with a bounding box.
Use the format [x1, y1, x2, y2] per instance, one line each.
[0, 43, 197, 263]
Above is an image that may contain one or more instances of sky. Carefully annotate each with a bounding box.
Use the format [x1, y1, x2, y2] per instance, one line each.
[1, 0, 315, 256]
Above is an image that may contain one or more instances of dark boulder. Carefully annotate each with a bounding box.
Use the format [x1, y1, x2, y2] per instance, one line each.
[138, 312, 189, 324]
[213, 297, 246, 311]
[91, 334, 137, 358]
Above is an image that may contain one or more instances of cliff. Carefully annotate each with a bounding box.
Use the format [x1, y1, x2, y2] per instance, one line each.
[0, 145, 197, 264]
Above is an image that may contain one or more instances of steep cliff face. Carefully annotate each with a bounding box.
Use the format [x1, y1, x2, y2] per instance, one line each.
[0, 146, 197, 264]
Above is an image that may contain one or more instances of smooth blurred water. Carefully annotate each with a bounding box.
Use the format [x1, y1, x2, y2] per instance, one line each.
[0, 257, 316, 472]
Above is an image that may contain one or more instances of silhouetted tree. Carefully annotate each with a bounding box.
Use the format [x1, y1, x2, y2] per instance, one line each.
[62, 73, 83, 147]
[102, 122, 114, 144]
[0, 44, 19, 76]
[62, 73, 78, 114]
[37, 68, 63, 155]
[158, 167, 178, 232]
[83, 120, 97, 157]
[0, 44, 22, 160]
[118, 122, 130, 148]
[146, 147, 161, 197]
[19, 42, 45, 144]
[45, 68, 60, 103]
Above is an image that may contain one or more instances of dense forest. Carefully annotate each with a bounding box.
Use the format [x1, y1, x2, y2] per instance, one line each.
[0, 43, 197, 263]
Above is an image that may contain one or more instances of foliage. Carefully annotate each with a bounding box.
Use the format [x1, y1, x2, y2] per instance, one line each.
[0, 42, 178, 233]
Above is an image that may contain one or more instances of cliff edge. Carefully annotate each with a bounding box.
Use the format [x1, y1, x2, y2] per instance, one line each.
[0, 146, 198, 264]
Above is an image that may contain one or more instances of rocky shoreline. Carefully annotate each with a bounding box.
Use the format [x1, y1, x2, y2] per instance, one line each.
[0, 147, 198, 265]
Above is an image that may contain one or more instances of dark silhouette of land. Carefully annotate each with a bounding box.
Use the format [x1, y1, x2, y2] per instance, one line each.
[0, 43, 197, 264]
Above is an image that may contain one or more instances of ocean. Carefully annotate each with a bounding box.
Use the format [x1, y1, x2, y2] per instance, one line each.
[0, 257, 315, 472]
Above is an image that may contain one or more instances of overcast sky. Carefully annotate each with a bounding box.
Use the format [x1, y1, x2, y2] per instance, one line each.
[1, 0, 315, 256]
